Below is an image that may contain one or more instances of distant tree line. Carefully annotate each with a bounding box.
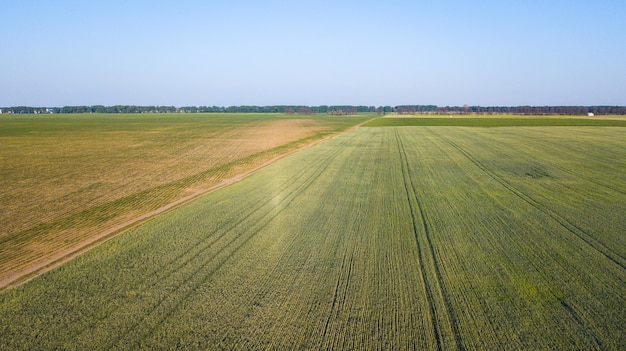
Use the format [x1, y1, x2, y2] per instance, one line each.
[393, 105, 626, 115]
[0, 105, 380, 115]
[2, 105, 625, 115]
[59, 105, 180, 114]
[0, 106, 56, 114]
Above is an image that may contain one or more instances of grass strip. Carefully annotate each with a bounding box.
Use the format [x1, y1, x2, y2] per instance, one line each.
[363, 117, 626, 127]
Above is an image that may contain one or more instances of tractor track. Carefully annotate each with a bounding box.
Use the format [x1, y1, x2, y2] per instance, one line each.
[97, 135, 351, 349]
[433, 131, 626, 270]
[395, 129, 465, 351]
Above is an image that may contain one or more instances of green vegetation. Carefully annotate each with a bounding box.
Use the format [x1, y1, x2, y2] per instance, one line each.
[0, 113, 370, 288]
[364, 116, 626, 127]
[0, 120, 624, 349]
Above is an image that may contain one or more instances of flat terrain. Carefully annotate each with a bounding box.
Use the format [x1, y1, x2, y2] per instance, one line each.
[0, 117, 623, 350]
[0, 113, 370, 288]
[365, 116, 626, 127]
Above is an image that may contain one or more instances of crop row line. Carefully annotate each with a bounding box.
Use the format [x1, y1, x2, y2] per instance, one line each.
[135, 134, 353, 294]
[60, 147, 321, 344]
[552, 163, 626, 196]
[133, 140, 348, 348]
[400, 128, 599, 348]
[485, 129, 626, 196]
[0, 126, 335, 285]
[104, 134, 351, 349]
[319, 244, 355, 350]
[69, 130, 357, 347]
[395, 130, 442, 350]
[559, 298, 603, 348]
[0, 125, 243, 239]
[434, 131, 626, 270]
[478, 130, 626, 196]
[395, 129, 465, 351]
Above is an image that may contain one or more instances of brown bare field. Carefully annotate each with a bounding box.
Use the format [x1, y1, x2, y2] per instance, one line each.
[0, 113, 369, 289]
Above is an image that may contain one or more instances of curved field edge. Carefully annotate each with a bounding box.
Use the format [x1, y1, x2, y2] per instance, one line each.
[0, 113, 373, 290]
[0, 125, 623, 350]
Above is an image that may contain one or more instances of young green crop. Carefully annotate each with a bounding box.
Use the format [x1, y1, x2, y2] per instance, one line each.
[0, 124, 623, 350]
[363, 116, 626, 127]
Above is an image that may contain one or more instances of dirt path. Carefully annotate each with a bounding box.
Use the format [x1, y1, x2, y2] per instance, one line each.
[0, 121, 370, 291]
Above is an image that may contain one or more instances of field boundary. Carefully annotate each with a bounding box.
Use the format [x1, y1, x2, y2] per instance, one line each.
[0, 119, 374, 291]
[363, 117, 626, 127]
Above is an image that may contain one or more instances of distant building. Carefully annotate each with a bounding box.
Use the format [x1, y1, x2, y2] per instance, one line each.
[588, 112, 595, 117]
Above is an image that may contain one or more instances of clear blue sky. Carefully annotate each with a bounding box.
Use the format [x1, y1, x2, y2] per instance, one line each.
[2, 0, 625, 107]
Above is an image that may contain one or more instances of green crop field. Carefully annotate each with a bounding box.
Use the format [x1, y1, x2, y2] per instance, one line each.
[0, 117, 624, 349]
[364, 116, 626, 127]
[0, 113, 370, 288]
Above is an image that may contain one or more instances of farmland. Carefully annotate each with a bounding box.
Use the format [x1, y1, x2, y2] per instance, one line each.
[0, 113, 370, 288]
[0, 117, 625, 349]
